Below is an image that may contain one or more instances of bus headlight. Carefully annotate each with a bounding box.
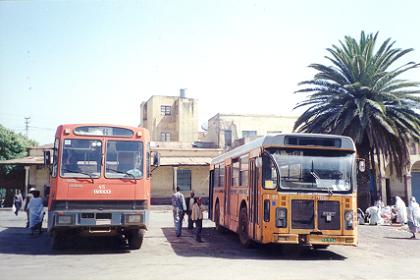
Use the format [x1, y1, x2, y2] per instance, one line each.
[56, 214, 74, 225]
[276, 208, 287, 228]
[124, 214, 142, 224]
[264, 199, 270, 222]
[344, 210, 353, 230]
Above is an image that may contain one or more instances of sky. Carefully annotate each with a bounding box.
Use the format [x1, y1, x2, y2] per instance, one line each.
[1, 0, 420, 144]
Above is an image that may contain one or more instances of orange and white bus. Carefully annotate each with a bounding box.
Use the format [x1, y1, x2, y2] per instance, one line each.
[46, 124, 157, 249]
[208, 133, 357, 248]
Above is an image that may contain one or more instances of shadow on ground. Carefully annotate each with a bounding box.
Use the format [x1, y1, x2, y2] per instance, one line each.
[161, 227, 347, 260]
[0, 227, 130, 255]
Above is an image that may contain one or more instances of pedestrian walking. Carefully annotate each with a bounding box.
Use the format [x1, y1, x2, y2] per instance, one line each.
[27, 188, 44, 235]
[394, 196, 408, 225]
[191, 196, 204, 242]
[187, 191, 195, 230]
[407, 197, 420, 239]
[172, 186, 186, 237]
[12, 190, 23, 216]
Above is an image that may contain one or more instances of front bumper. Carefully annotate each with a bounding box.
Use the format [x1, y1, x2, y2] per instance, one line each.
[272, 233, 357, 246]
[49, 209, 149, 230]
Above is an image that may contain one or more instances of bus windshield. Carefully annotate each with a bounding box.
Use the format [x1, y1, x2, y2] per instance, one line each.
[105, 141, 144, 179]
[271, 149, 354, 192]
[61, 139, 102, 178]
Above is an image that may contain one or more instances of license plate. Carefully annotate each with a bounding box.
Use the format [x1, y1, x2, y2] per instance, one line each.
[321, 237, 336, 243]
[96, 219, 111, 225]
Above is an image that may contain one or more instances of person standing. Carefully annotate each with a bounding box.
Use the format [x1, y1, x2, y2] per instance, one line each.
[407, 197, 420, 239]
[27, 188, 44, 235]
[24, 191, 33, 228]
[172, 186, 186, 237]
[191, 197, 204, 242]
[13, 190, 23, 216]
[187, 191, 195, 230]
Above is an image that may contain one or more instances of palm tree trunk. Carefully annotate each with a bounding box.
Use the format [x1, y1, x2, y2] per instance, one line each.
[356, 144, 371, 211]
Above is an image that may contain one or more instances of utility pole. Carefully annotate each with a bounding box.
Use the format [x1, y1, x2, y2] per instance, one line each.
[24, 117, 31, 138]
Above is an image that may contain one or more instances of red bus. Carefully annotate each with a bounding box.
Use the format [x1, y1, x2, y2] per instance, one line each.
[45, 124, 157, 249]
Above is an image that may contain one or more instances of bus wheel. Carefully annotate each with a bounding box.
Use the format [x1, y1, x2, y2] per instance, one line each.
[239, 207, 252, 248]
[128, 229, 144, 250]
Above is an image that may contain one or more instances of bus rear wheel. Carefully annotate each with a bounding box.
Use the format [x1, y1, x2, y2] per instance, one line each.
[239, 207, 252, 248]
[127, 229, 144, 250]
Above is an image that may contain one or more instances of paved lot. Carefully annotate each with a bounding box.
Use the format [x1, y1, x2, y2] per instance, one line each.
[0, 207, 419, 280]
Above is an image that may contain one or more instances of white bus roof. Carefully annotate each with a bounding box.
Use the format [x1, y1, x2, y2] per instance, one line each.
[211, 133, 356, 165]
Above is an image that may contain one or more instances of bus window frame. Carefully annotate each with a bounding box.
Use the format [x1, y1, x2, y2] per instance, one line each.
[104, 140, 144, 180]
[262, 151, 279, 190]
[52, 138, 59, 178]
[59, 138, 103, 179]
[273, 148, 355, 194]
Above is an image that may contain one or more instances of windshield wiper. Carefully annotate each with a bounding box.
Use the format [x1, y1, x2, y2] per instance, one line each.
[310, 170, 333, 195]
[61, 168, 96, 182]
[106, 168, 137, 181]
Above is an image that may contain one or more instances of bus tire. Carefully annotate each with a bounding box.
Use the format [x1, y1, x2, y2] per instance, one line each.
[239, 207, 252, 248]
[128, 229, 143, 250]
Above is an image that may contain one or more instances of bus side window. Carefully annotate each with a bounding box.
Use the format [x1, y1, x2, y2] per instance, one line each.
[262, 154, 277, 190]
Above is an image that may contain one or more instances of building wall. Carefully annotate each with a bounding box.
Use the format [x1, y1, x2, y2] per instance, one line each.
[151, 165, 209, 204]
[140, 94, 199, 143]
[206, 114, 297, 148]
[151, 166, 174, 198]
[176, 98, 199, 143]
[29, 166, 50, 197]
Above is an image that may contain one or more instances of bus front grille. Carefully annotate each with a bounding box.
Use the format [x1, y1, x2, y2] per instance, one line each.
[317, 201, 340, 230]
[291, 200, 314, 229]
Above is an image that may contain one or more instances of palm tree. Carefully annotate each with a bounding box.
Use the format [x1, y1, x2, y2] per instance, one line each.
[294, 31, 420, 210]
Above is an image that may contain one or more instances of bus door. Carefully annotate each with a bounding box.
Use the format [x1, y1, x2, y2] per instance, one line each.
[249, 159, 259, 240]
[208, 170, 214, 220]
[224, 166, 231, 228]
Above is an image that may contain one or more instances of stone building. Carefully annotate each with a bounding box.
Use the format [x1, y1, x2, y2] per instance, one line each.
[205, 113, 297, 149]
[140, 89, 198, 143]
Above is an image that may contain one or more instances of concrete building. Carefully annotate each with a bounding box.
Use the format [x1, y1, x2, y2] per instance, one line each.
[140, 89, 199, 143]
[205, 113, 297, 149]
[150, 142, 222, 204]
[0, 145, 52, 205]
[376, 141, 420, 205]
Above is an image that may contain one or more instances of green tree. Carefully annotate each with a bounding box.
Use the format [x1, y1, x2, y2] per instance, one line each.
[0, 124, 38, 174]
[294, 32, 420, 210]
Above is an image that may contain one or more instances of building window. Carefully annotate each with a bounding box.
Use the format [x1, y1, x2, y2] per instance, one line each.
[160, 105, 171, 116]
[160, 132, 171, 142]
[177, 169, 192, 191]
[224, 130, 232, 147]
[242, 130, 257, 138]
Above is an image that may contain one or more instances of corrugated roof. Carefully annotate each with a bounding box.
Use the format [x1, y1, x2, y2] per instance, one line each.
[0, 156, 44, 165]
[160, 157, 212, 166]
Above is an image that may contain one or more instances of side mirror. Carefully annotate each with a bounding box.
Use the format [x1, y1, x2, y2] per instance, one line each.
[44, 151, 51, 165]
[153, 152, 160, 167]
